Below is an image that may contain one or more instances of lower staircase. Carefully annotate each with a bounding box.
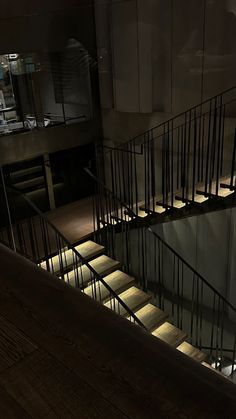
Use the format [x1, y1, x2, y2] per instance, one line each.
[0, 183, 234, 381]
[40, 239, 211, 368]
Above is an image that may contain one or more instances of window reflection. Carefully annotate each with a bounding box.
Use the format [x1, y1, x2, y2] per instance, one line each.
[0, 45, 92, 136]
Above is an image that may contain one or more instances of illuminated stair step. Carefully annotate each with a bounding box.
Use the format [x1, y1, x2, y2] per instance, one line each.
[84, 270, 135, 302]
[134, 303, 169, 332]
[152, 322, 187, 347]
[40, 240, 104, 274]
[68, 255, 120, 288]
[104, 286, 151, 317]
[201, 361, 230, 380]
[197, 176, 235, 198]
[177, 341, 207, 363]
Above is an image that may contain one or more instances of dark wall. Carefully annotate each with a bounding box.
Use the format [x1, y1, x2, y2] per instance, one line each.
[0, 1, 96, 55]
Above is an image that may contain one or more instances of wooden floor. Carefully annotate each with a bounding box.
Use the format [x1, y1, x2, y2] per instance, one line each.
[46, 196, 94, 244]
[0, 243, 235, 418]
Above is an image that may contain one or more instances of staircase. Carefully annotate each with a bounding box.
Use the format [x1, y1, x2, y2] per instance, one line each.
[98, 86, 236, 222]
[39, 238, 209, 366]
[0, 88, 235, 383]
[2, 157, 63, 213]
[84, 169, 236, 380]
[0, 184, 230, 379]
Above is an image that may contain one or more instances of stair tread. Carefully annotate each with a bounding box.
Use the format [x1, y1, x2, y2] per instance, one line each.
[75, 241, 105, 260]
[10, 165, 42, 179]
[14, 176, 45, 190]
[68, 255, 120, 287]
[177, 341, 207, 363]
[197, 176, 235, 198]
[175, 189, 208, 204]
[160, 198, 185, 209]
[152, 322, 187, 347]
[40, 241, 104, 274]
[201, 361, 230, 380]
[134, 303, 169, 332]
[138, 198, 166, 216]
[104, 286, 151, 317]
[84, 270, 135, 301]
[111, 207, 132, 222]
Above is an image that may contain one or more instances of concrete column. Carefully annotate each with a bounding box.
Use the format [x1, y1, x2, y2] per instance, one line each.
[94, 0, 114, 109]
[43, 153, 55, 210]
[111, 0, 152, 113]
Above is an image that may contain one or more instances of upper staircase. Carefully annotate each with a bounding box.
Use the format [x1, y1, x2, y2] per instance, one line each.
[98, 86, 236, 223]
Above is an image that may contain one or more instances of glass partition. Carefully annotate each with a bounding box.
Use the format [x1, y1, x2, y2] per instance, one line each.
[0, 43, 92, 136]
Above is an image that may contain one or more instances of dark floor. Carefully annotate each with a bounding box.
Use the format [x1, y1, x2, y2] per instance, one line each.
[0, 243, 235, 418]
[46, 195, 94, 244]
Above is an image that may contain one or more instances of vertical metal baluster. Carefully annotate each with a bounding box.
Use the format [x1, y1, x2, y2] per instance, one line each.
[199, 280, 203, 350]
[147, 132, 151, 211]
[209, 97, 217, 195]
[41, 218, 50, 272]
[182, 114, 187, 201]
[186, 109, 192, 202]
[231, 334, 236, 376]
[210, 293, 216, 367]
[130, 142, 134, 212]
[177, 259, 180, 328]
[201, 112, 205, 182]
[230, 128, 236, 189]
[196, 276, 199, 347]
[133, 140, 139, 215]
[151, 129, 155, 212]
[166, 122, 170, 206]
[177, 126, 180, 190]
[215, 95, 223, 196]
[190, 274, 195, 345]
[192, 108, 197, 202]
[32, 216, 40, 262]
[205, 100, 212, 196]
[171, 120, 174, 207]
[161, 241, 164, 311]
[219, 299, 225, 372]
[220, 105, 226, 177]
[197, 106, 202, 183]
[158, 239, 162, 308]
[144, 135, 147, 210]
[172, 255, 176, 319]
[215, 296, 221, 370]
[180, 263, 184, 330]
[162, 125, 166, 206]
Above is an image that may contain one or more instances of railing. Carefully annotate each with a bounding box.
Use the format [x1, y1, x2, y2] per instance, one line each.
[87, 169, 236, 377]
[101, 86, 236, 215]
[0, 175, 146, 329]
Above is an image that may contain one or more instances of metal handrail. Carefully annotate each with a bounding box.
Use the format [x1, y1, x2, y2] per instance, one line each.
[84, 167, 136, 218]
[148, 227, 236, 313]
[86, 169, 236, 314]
[6, 185, 146, 329]
[113, 85, 236, 149]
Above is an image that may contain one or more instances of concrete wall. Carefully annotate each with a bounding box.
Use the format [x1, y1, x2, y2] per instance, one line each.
[0, 121, 98, 165]
[152, 206, 236, 310]
[95, 0, 236, 143]
[0, 1, 96, 55]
